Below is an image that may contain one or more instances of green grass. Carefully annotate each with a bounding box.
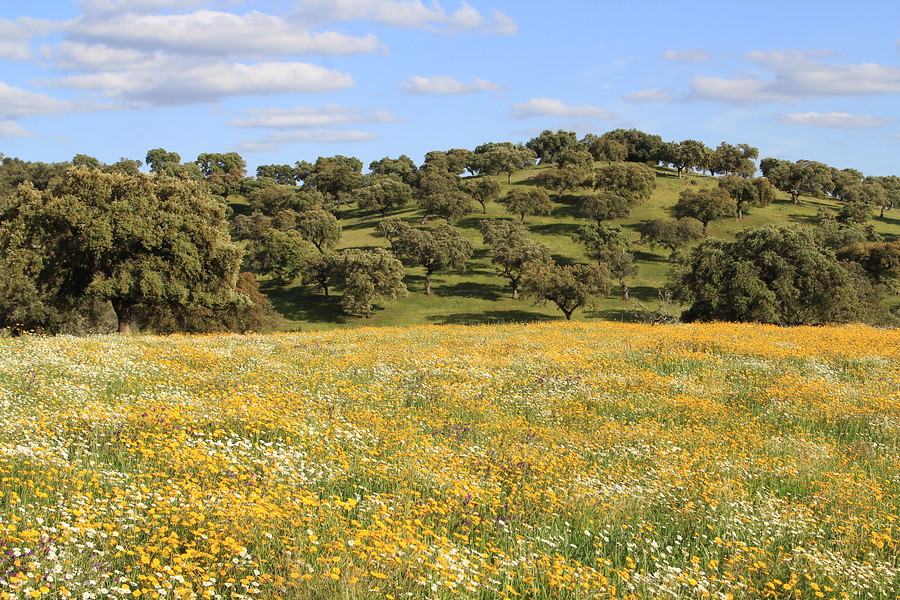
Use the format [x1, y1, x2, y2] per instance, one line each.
[249, 164, 899, 330]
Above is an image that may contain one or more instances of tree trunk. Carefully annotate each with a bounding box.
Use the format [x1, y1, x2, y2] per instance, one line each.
[677, 167, 683, 179]
[479, 201, 487, 214]
[737, 205, 744, 219]
[425, 271, 432, 295]
[621, 280, 629, 301]
[511, 278, 520, 300]
[112, 300, 133, 335]
[561, 308, 574, 321]
[791, 192, 800, 205]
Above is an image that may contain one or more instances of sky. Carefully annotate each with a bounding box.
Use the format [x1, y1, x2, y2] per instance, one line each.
[1, 0, 899, 176]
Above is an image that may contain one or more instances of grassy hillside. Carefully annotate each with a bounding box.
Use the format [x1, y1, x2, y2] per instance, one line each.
[2, 323, 898, 598]
[240, 164, 900, 331]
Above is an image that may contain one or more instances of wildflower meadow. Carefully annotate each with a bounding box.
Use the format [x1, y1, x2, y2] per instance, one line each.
[0, 322, 898, 600]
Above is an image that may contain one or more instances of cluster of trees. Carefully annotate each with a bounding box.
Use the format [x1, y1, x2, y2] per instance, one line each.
[671, 225, 900, 325]
[0, 168, 270, 334]
[1, 123, 898, 332]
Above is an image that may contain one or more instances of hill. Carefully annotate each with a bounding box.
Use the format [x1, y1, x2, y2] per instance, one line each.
[238, 163, 900, 330]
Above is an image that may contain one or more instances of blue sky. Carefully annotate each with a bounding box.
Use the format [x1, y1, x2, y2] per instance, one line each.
[1, 0, 899, 176]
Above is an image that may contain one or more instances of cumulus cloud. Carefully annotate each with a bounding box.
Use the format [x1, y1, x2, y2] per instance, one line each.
[64, 10, 381, 57]
[484, 9, 517, 35]
[51, 61, 354, 106]
[690, 50, 900, 103]
[46, 41, 164, 72]
[230, 104, 401, 128]
[622, 89, 678, 103]
[662, 49, 710, 63]
[0, 120, 34, 138]
[0, 17, 56, 60]
[233, 129, 378, 153]
[779, 112, 893, 129]
[79, 0, 208, 14]
[510, 97, 613, 120]
[296, 0, 517, 35]
[399, 75, 502, 95]
[0, 81, 111, 118]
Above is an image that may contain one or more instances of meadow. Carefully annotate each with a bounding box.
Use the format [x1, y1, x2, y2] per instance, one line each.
[1, 322, 898, 599]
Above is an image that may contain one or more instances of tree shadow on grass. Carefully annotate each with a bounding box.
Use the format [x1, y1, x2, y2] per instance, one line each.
[786, 211, 822, 226]
[551, 203, 581, 219]
[433, 280, 507, 300]
[229, 202, 252, 218]
[529, 222, 581, 236]
[550, 253, 578, 266]
[627, 284, 664, 303]
[261, 283, 346, 324]
[340, 218, 382, 231]
[426, 309, 557, 325]
[633, 249, 669, 263]
[879, 214, 900, 241]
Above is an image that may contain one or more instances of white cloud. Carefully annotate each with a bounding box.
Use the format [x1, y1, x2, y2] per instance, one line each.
[0, 120, 34, 138]
[0, 17, 56, 60]
[662, 49, 710, 63]
[690, 50, 900, 103]
[622, 89, 678, 103]
[484, 8, 517, 35]
[230, 104, 401, 128]
[51, 61, 354, 105]
[510, 97, 613, 120]
[0, 81, 110, 118]
[296, 0, 516, 35]
[233, 129, 378, 153]
[47, 41, 164, 72]
[779, 111, 893, 129]
[0, 40, 32, 61]
[79, 0, 208, 14]
[399, 75, 502, 95]
[65, 10, 381, 57]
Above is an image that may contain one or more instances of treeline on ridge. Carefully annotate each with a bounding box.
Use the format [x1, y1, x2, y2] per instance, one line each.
[1, 128, 899, 334]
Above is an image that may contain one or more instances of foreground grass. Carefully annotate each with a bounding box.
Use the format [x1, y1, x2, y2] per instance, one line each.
[1, 323, 898, 599]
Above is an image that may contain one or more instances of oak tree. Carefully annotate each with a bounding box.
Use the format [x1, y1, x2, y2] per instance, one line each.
[0, 168, 244, 334]
[499, 187, 553, 221]
[394, 224, 473, 295]
[520, 259, 611, 320]
[480, 219, 552, 299]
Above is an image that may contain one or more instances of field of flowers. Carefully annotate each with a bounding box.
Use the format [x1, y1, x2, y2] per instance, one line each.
[0, 322, 898, 600]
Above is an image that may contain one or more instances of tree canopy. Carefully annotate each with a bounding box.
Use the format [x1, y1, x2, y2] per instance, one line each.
[638, 217, 705, 252]
[333, 249, 407, 318]
[520, 260, 611, 320]
[499, 187, 552, 222]
[593, 162, 656, 204]
[526, 130, 579, 164]
[480, 219, 552, 299]
[394, 224, 473, 295]
[671, 225, 883, 325]
[673, 187, 737, 233]
[0, 168, 244, 333]
[574, 224, 637, 300]
[295, 207, 342, 254]
[760, 158, 834, 204]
